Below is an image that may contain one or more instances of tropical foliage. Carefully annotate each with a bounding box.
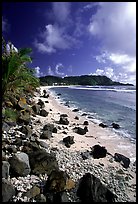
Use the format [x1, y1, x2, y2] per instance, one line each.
[2, 37, 39, 100]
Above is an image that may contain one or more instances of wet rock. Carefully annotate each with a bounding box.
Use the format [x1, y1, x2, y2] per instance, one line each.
[99, 123, 108, 128]
[40, 109, 49, 117]
[37, 99, 45, 109]
[111, 122, 120, 129]
[40, 130, 52, 139]
[83, 121, 89, 125]
[77, 173, 116, 202]
[32, 104, 41, 115]
[81, 113, 87, 116]
[2, 161, 10, 179]
[90, 144, 107, 159]
[114, 153, 130, 168]
[45, 169, 75, 192]
[28, 150, 59, 175]
[74, 116, 79, 120]
[63, 136, 75, 148]
[59, 117, 69, 125]
[2, 178, 16, 202]
[72, 108, 79, 112]
[9, 152, 31, 177]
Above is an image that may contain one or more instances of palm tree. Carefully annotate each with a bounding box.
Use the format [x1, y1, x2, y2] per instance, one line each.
[2, 37, 39, 101]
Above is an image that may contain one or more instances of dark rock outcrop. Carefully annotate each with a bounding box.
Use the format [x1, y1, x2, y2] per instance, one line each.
[28, 150, 59, 175]
[77, 173, 116, 202]
[72, 108, 79, 112]
[114, 153, 130, 168]
[40, 130, 52, 139]
[19, 125, 32, 137]
[43, 123, 54, 132]
[83, 121, 89, 125]
[32, 104, 41, 115]
[99, 123, 108, 128]
[59, 116, 69, 125]
[74, 127, 86, 135]
[40, 109, 49, 117]
[90, 145, 107, 159]
[111, 123, 120, 129]
[9, 152, 31, 177]
[17, 112, 31, 125]
[63, 136, 75, 148]
[44, 169, 75, 193]
[2, 178, 16, 202]
[37, 99, 45, 109]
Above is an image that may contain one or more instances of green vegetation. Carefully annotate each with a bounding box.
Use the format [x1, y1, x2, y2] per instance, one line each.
[39, 75, 134, 86]
[2, 37, 40, 123]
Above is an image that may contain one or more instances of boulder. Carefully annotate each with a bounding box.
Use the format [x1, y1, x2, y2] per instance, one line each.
[83, 121, 89, 125]
[32, 104, 40, 115]
[28, 150, 59, 175]
[59, 117, 69, 125]
[35, 194, 47, 202]
[2, 178, 16, 202]
[22, 141, 40, 154]
[2, 161, 10, 179]
[99, 123, 108, 128]
[40, 130, 52, 139]
[23, 185, 40, 199]
[84, 126, 88, 132]
[63, 136, 75, 148]
[60, 114, 68, 117]
[53, 127, 57, 133]
[72, 108, 79, 112]
[9, 152, 31, 177]
[2, 121, 10, 132]
[111, 122, 120, 129]
[77, 173, 116, 202]
[74, 127, 86, 135]
[37, 99, 45, 109]
[44, 169, 75, 193]
[40, 109, 49, 117]
[74, 116, 79, 120]
[90, 145, 107, 159]
[17, 112, 31, 125]
[43, 123, 54, 132]
[114, 153, 130, 168]
[19, 125, 32, 137]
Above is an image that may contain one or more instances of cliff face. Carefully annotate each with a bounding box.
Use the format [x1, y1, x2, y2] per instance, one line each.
[39, 75, 133, 86]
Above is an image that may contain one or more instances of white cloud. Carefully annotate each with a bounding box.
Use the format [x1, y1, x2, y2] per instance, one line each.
[88, 2, 136, 56]
[34, 24, 79, 54]
[55, 63, 64, 76]
[47, 66, 54, 75]
[52, 2, 71, 23]
[34, 66, 44, 78]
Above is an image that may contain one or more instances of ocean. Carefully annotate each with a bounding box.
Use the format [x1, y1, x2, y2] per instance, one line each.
[50, 85, 136, 143]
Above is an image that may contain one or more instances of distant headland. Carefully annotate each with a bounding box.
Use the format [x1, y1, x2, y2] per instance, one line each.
[39, 75, 134, 86]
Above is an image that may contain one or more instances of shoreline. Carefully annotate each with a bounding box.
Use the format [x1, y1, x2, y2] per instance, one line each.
[39, 86, 136, 160]
[32, 85, 136, 201]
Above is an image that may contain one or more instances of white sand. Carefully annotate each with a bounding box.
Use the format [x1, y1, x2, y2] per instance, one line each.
[32, 86, 136, 201]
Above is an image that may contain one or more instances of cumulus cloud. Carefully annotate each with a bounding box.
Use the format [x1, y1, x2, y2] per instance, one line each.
[88, 2, 136, 56]
[47, 66, 54, 75]
[52, 2, 71, 23]
[55, 63, 64, 76]
[34, 24, 79, 54]
[34, 66, 44, 78]
[91, 67, 135, 85]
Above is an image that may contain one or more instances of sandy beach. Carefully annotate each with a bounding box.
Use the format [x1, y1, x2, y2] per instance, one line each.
[32, 85, 136, 201]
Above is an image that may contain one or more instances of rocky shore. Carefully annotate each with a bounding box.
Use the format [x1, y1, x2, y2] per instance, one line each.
[2, 86, 136, 202]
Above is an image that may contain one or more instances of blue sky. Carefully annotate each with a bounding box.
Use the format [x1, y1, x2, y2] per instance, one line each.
[2, 2, 136, 84]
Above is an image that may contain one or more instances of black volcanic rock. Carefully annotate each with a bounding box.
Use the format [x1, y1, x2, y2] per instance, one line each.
[90, 145, 107, 159]
[114, 153, 130, 168]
